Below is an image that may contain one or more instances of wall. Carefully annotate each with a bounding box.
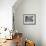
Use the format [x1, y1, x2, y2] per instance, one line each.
[0, 0, 16, 29]
[41, 0, 46, 46]
[13, 0, 41, 46]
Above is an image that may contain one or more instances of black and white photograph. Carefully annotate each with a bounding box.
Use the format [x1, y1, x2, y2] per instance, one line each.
[23, 14, 36, 25]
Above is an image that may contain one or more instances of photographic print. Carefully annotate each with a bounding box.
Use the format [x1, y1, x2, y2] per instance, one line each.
[23, 14, 36, 25]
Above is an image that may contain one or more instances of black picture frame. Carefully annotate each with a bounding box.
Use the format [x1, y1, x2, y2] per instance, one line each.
[23, 14, 36, 25]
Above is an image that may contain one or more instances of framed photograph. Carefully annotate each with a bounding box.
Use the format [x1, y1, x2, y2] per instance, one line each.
[23, 14, 36, 25]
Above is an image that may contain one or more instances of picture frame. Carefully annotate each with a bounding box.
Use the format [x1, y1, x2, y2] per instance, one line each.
[23, 14, 36, 25]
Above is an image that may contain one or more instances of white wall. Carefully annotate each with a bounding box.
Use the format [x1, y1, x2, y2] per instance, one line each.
[13, 0, 41, 46]
[13, 0, 46, 46]
[0, 0, 16, 29]
[41, 0, 46, 46]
